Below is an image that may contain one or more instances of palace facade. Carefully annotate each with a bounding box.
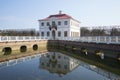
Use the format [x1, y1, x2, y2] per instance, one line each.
[38, 11, 80, 39]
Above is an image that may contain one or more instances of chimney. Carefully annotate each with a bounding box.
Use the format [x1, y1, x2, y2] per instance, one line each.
[59, 10, 62, 14]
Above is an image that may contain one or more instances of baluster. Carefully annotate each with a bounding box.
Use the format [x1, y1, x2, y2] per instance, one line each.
[0, 36, 1, 42]
[115, 36, 118, 43]
[109, 36, 111, 44]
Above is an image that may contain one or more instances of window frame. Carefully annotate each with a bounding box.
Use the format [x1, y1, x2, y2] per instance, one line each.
[58, 21, 61, 25]
[64, 31, 68, 37]
[47, 22, 49, 26]
[41, 32, 44, 36]
[58, 31, 61, 37]
[47, 31, 50, 37]
[41, 22, 44, 26]
[64, 21, 68, 25]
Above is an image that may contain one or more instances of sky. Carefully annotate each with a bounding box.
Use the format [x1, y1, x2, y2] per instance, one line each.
[0, 0, 120, 30]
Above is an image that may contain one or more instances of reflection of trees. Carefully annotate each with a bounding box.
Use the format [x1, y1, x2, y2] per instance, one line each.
[39, 52, 80, 76]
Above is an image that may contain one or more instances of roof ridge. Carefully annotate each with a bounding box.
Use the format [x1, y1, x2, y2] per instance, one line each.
[48, 13, 71, 18]
[38, 13, 80, 23]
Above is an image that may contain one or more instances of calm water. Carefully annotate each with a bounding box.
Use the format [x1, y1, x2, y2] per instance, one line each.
[0, 52, 119, 80]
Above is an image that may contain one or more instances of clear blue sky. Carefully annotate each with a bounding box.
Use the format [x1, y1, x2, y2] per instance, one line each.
[0, 0, 120, 30]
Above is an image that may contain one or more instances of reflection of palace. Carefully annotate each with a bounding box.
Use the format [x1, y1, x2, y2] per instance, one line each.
[39, 52, 80, 75]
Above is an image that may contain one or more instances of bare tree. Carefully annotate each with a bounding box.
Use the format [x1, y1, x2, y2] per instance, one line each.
[81, 27, 90, 36]
[110, 28, 120, 36]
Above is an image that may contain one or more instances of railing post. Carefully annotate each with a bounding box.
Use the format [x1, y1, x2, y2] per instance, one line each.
[88, 37, 90, 42]
[115, 36, 118, 44]
[105, 36, 107, 43]
[98, 36, 100, 43]
[107, 36, 109, 43]
[7, 36, 9, 41]
[0, 36, 1, 42]
[30, 36, 31, 41]
[109, 36, 111, 44]
[16, 36, 18, 41]
[34, 36, 36, 40]
[88, 37, 91, 43]
[39, 36, 41, 40]
[81, 37, 83, 41]
[116, 36, 119, 43]
[23, 36, 25, 41]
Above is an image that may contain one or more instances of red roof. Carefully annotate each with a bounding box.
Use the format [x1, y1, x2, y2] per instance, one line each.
[39, 14, 80, 22]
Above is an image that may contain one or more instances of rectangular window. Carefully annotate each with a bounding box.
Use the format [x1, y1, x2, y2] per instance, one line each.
[58, 31, 61, 37]
[47, 31, 50, 37]
[47, 22, 49, 26]
[64, 21, 68, 25]
[41, 32, 44, 36]
[41, 22, 44, 26]
[64, 31, 67, 37]
[52, 21, 55, 25]
[58, 21, 61, 25]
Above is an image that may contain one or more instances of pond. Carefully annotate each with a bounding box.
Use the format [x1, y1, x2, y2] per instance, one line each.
[0, 52, 119, 80]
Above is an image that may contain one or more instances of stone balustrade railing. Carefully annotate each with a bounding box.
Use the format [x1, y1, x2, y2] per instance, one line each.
[0, 36, 120, 44]
[0, 36, 48, 42]
[57, 36, 120, 44]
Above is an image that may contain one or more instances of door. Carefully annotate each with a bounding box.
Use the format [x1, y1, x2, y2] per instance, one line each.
[52, 30, 55, 40]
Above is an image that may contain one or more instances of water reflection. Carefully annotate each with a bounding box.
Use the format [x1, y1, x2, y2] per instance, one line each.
[79, 61, 120, 80]
[0, 53, 43, 69]
[39, 52, 80, 76]
[0, 52, 119, 80]
[39, 52, 120, 79]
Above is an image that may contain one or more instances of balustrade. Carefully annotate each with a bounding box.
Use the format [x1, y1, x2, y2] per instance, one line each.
[0, 36, 120, 44]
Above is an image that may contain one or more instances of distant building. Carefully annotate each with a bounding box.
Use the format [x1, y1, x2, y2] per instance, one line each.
[38, 11, 80, 39]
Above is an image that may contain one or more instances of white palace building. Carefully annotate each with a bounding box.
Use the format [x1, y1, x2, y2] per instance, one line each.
[38, 11, 80, 40]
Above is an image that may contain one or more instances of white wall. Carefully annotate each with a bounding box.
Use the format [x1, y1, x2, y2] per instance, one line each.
[70, 19, 80, 37]
[39, 18, 80, 39]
